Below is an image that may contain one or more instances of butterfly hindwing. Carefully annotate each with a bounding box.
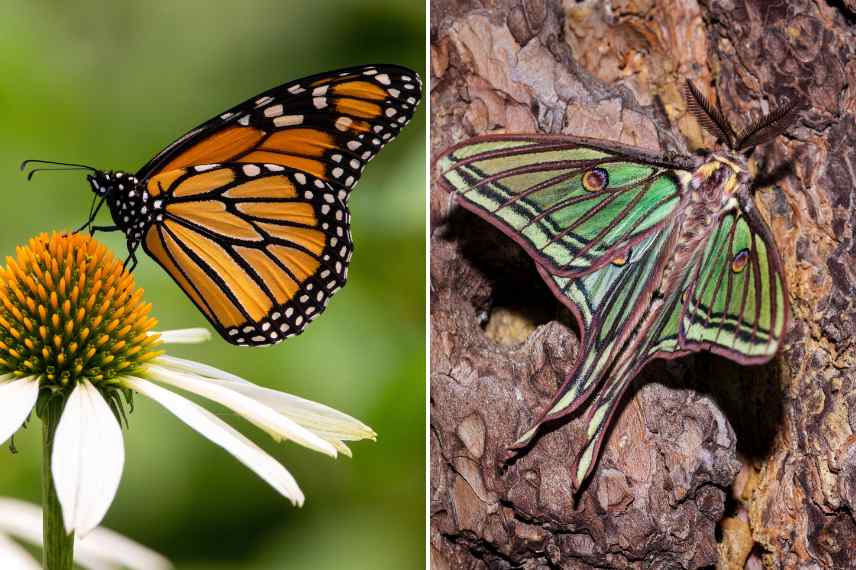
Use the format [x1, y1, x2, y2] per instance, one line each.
[437, 135, 686, 277]
[142, 163, 352, 346]
[137, 64, 422, 199]
[680, 207, 787, 363]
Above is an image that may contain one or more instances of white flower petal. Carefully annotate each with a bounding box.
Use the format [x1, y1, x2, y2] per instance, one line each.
[0, 498, 171, 570]
[52, 380, 125, 536]
[150, 328, 211, 344]
[209, 379, 376, 442]
[126, 377, 304, 505]
[0, 499, 40, 545]
[153, 356, 376, 443]
[153, 355, 247, 384]
[0, 376, 40, 446]
[331, 440, 353, 458]
[0, 533, 40, 570]
[77, 525, 172, 570]
[143, 364, 337, 457]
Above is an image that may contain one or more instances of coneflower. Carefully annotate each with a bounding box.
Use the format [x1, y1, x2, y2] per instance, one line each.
[0, 233, 375, 568]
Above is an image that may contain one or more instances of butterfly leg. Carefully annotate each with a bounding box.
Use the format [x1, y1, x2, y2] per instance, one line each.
[89, 224, 119, 236]
[123, 245, 139, 272]
[73, 196, 108, 235]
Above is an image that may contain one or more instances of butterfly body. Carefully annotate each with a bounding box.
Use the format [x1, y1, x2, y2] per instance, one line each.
[87, 170, 149, 251]
[438, 82, 800, 490]
[32, 64, 422, 346]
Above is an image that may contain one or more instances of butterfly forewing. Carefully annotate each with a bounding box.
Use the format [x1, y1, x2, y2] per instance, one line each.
[680, 209, 787, 363]
[438, 136, 684, 277]
[137, 64, 421, 199]
[142, 164, 351, 346]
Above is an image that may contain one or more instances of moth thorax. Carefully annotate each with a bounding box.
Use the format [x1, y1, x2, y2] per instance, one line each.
[690, 155, 746, 207]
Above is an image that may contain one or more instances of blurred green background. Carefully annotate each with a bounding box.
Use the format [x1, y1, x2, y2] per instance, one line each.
[0, 1, 425, 568]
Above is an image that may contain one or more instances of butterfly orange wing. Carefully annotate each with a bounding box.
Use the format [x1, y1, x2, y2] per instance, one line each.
[142, 163, 352, 345]
[136, 64, 421, 346]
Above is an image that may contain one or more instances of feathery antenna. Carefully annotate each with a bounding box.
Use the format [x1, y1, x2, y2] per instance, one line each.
[684, 80, 737, 149]
[735, 96, 805, 150]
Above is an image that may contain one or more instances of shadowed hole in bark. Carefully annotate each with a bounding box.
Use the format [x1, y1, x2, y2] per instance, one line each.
[441, 205, 571, 344]
[655, 353, 785, 462]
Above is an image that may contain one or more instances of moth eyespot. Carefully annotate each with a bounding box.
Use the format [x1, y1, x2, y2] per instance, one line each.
[731, 249, 750, 273]
[611, 253, 628, 266]
[582, 167, 609, 192]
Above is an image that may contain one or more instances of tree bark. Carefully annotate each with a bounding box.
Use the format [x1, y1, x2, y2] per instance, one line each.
[429, 1, 856, 568]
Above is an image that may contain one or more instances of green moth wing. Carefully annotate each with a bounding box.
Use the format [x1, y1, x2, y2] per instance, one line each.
[553, 202, 788, 487]
[504, 226, 672, 420]
[511, 221, 695, 488]
[436, 107, 795, 491]
[681, 204, 788, 364]
[437, 134, 690, 277]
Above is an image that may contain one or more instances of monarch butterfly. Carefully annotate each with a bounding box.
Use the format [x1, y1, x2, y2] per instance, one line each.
[24, 64, 421, 346]
[437, 81, 801, 489]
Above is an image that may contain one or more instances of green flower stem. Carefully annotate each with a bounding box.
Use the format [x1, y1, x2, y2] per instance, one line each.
[42, 397, 74, 570]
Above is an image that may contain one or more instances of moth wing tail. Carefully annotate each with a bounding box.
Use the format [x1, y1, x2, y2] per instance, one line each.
[504, 344, 603, 458]
[568, 362, 642, 491]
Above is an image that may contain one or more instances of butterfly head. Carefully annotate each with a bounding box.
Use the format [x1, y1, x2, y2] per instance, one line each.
[87, 170, 124, 197]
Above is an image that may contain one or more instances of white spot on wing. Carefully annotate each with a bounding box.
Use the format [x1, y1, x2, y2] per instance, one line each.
[264, 104, 284, 118]
[273, 114, 303, 127]
[335, 116, 353, 132]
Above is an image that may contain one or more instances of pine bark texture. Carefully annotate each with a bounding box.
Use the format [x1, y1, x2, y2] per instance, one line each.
[429, 1, 856, 568]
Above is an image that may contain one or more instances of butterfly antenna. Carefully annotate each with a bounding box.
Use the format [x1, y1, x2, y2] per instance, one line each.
[20, 159, 98, 181]
[24, 166, 97, 181]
